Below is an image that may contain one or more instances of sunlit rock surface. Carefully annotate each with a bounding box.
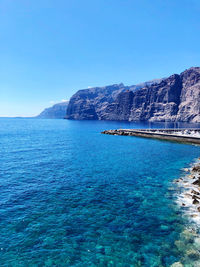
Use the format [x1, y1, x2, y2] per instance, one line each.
[66, 67, 200, 122]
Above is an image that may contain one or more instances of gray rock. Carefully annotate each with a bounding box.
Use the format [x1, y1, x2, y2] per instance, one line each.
[66, 67, 200, 122]
[37, 101, 69, 119]
[66, 80, 163, 120]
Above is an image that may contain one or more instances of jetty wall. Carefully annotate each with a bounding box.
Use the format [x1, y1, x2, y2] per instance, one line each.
[101, 129, 200, 145]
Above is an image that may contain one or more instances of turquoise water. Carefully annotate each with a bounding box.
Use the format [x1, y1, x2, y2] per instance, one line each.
[0, 118, 200, 266]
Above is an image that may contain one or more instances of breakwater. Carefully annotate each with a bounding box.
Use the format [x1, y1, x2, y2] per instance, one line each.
[101, 128, 200, 145]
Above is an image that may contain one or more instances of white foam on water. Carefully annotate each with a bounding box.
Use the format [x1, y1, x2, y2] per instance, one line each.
[174, 158, 200, 226]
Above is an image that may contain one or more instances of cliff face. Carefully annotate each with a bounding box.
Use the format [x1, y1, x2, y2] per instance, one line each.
[66, 84, 127, 120]
[37, 101, 69, 119]
[66, 67, 200, 122]
[176, 68, 200, 122]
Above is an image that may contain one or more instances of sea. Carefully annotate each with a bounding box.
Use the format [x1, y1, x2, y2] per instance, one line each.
[0, 118, 200, 267]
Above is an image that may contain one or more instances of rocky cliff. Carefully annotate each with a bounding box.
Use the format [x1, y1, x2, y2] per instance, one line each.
[66, 80, 163, 120]
[37, 101, 69, 119]
[66, 67, 200, 122]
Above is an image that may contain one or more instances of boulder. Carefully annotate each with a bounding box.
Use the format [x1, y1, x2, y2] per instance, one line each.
[192, 165, 200, 172]
[193, 199, 199, 205]
[191, 190, 200, 195]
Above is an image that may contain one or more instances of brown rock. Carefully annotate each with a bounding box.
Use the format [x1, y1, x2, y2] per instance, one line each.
[191, 190, 200, 195]
[192, 165, 200, 172]
[192, 195, 200, 200]
[186, 249, 200, 260]
[193, 199, 199, 205]
[192, 180, 200, 186]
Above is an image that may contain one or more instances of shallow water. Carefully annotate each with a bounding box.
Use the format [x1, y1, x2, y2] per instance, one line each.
[0, 118, 200, 266]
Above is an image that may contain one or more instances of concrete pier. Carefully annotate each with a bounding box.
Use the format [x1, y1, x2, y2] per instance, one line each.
[101, 129, 200, 145]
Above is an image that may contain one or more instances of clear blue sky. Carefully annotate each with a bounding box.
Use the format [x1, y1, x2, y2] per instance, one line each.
[0, 0, 200, 116]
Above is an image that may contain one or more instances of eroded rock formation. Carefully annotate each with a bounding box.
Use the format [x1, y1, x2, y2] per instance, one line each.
[66, 67, 200, 122]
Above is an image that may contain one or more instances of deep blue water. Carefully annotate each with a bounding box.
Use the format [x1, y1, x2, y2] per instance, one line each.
[0, 118, 200, 266]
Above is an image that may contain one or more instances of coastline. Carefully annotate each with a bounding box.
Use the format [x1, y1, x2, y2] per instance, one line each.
[175, 158, 200, 225]
[102, 128, 200, 266]
[171, 158, 200, 266]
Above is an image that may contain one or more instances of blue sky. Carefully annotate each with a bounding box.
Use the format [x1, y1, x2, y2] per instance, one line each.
[0, 0, 200, 116]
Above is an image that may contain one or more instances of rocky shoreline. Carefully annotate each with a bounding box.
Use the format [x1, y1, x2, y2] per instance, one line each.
[169, 160, 200, 267]
[175, 159, 200, 224]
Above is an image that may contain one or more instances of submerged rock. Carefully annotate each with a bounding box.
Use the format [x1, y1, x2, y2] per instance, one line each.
[175, 240, 185, 251]
[170, 262, 184, 267]
[186, 249, 200, 260]
[180, 229, 197, 242]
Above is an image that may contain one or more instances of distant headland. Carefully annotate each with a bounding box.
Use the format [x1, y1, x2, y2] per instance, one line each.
[37, 67, 200, 122]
